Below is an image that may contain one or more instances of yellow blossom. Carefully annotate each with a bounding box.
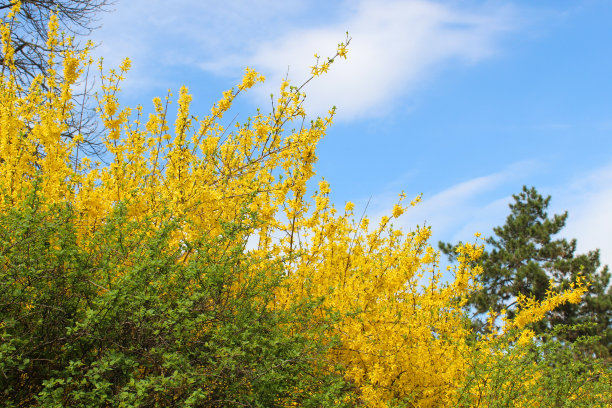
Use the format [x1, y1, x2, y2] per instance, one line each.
[392, 204, 404, 218]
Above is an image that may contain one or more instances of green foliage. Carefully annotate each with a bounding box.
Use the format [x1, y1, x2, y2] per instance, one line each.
[456, 325, 612, 407]
[440, 186, 612, 356]
[0, 189, 357, 407]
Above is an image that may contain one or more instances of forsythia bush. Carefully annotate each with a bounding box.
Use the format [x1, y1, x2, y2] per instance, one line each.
[1, 3, 609, 406]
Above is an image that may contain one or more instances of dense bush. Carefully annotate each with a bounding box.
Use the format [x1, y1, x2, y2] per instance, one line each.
[0, 189, 355, 407]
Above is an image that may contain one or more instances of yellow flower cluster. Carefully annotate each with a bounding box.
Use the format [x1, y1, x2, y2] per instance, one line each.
[512, 275, 587, 330]
[311, 33, 350, 77]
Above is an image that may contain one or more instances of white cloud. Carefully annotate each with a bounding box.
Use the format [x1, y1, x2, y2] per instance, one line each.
[554, 164, 612, 269]
[227, 0, 515, 121]
[91, 0, 514, 119]
[368, 161, 535, 239]
[90, 0, 309, 92]
[365, 161, 612, 273]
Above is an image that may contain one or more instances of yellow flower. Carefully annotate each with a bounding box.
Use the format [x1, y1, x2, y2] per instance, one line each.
[319, 180, 330, 195]
[517, 329, 534, 347]
[120, 57, 131, 72]
[392, 204, 404, 218]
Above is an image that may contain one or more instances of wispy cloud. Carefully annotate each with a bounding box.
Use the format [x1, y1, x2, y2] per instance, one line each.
[366, 160, 612, 270]
[92, 0, 515, 119]
[367, 161, 536, 240]
[216, 0, 516, 120]
[554, 163, 612, 269]
[90, 0, 314, 92]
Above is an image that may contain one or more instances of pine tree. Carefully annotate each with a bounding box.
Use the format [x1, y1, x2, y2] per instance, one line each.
[440, 186, 612, 356]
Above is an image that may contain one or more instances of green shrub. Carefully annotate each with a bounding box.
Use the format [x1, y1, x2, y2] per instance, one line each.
[0, 189, 356, 407]
[455, 325, 611, 407]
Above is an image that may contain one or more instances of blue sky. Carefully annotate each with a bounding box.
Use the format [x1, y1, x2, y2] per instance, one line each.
[90, 0, 612, 268]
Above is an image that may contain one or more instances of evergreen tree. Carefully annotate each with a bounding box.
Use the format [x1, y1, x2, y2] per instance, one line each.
[440, 186, 612, 356]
